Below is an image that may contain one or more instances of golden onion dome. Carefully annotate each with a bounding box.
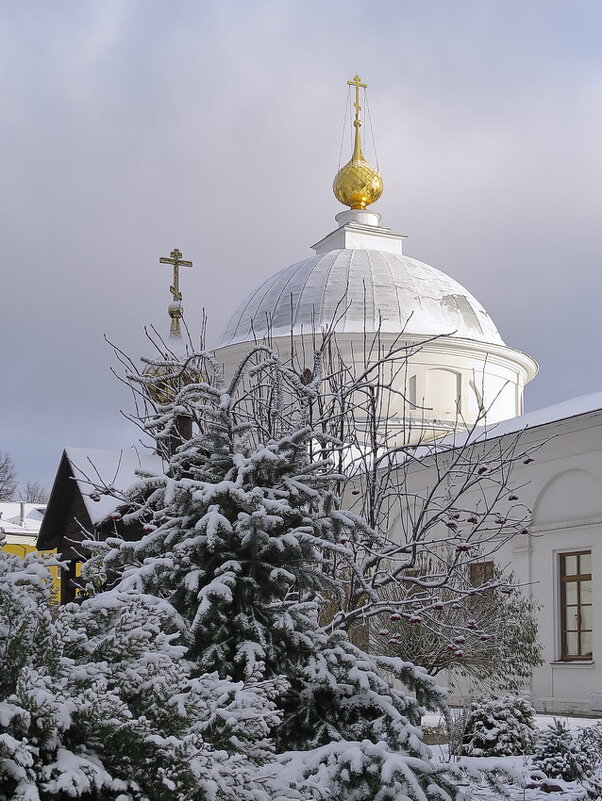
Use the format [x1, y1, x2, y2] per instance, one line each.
[144, 359, 201, 405]
[333, 140, 383, 210]
[333, 75, 383, 210]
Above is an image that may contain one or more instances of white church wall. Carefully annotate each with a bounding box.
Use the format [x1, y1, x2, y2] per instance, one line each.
[521, 443, 602, 712]
[216, 331, 533, 436]
[216, 325, 602, 711]
[363, 407, 602, 713]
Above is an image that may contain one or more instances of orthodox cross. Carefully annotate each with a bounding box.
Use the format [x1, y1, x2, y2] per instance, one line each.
[159, 248, 193, 303]
[347, 74, 367, 127]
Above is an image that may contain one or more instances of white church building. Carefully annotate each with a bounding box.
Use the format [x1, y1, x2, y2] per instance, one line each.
[39, 76, 602, 714]
[213, 77, 602, 714]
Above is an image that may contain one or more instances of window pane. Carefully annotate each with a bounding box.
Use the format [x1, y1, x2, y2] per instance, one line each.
[560, 551, 593, 660]
[565, 632, 579, 656]
[581, 581, 592, 604]
[565, 581, 578, 605]
[565, 606, 579, 632]
[582, 631, 593, 658]
[579, 552, 592, 575]
[469, 561, 494, 587]
[582, 606, 593, 630]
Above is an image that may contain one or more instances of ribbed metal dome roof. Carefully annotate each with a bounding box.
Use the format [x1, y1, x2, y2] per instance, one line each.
[217, 248, 503, 348]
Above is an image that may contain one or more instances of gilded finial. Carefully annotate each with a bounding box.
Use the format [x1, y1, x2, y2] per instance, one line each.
[333, 75, 383, 210]
[158, 248, 193, 339]
[144, 247, 197, 405]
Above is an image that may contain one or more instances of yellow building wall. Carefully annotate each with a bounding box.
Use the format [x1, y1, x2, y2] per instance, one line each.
[2, 540, 61, 602]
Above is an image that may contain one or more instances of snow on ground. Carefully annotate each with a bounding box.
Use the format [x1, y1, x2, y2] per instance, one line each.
[422, 712, 602, 731]
[421, 713, 601, 799]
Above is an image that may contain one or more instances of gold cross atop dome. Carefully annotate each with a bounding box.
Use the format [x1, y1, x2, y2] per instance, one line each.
[333, 74, 383, 210]
[348, 74, 367, 129]
[159, 248, 193, 338]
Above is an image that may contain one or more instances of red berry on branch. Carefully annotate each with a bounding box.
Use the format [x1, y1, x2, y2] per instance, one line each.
[390, 613, 401, 621]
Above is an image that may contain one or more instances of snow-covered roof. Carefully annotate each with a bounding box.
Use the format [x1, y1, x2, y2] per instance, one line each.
[0, 502, 46, 537]
[216, 249, 504, 348]
[477, 391, 602, 441]
[64, 447, 163, 526]
[416, 391, 602, 462]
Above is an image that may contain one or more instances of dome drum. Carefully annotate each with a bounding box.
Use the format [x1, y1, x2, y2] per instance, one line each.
[217, 330, 535, 437]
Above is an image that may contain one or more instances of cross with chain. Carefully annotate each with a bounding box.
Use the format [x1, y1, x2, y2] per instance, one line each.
[347, 74, 367, 128]
[159, 248, 193, 303]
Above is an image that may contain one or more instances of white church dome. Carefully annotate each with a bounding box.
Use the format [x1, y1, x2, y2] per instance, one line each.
[215, 74, 536, 431]
[217, 248, 504, 348]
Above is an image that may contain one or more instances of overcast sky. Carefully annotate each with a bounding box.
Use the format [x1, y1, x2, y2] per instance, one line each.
[2, 0, 602, 492]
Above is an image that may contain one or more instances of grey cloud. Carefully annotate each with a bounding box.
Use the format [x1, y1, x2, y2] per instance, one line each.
[1, 0, 601, 486]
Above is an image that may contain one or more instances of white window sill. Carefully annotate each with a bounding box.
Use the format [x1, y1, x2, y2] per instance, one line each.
[550, 660, 595, 667]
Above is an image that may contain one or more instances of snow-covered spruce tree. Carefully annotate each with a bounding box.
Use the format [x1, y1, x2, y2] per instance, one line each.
[80, 341, 513, 800]
[532, 719, 599, 782]
[461, 695, 537, 757]
[0, 540, 284, 800]
[55, 592, 287, 800]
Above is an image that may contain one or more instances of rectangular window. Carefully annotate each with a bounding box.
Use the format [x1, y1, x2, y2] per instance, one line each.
[560, 551, 592, 660]
[469, 561, 494, 587]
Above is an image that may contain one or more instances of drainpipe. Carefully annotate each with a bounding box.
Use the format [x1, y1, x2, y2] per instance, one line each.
[19, 502, 25, 527]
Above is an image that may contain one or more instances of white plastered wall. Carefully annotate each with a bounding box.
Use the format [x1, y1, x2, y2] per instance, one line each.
[216, 331, 534, 437]
[377, 410, 602, 714]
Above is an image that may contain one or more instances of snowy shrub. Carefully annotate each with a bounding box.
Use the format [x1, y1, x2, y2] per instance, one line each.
[0, 546, 288, 800]
[447, 705, 470, 758]
[281, 740, 463, 801]
[0, 542, 59, 693]
[75, 345, 476, 800]
[579, 720, 602, 754]
[532, 719, 600, 781]
[461, 694, 537, 757]
[371, 571, 543, 695]
[48, 337, 531, 800]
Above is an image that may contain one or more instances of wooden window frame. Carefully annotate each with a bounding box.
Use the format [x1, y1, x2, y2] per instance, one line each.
[559, 550, 592, 661]
[469, 560, 494, 588]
